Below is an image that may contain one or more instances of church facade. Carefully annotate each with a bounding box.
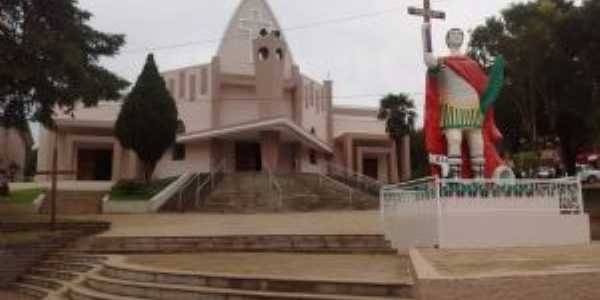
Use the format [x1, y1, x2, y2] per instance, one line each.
[36, 0, 409, 184]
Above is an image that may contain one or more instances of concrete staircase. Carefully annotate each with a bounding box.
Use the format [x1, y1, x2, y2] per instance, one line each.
[279, 174, 378, 211]
[195, 173, 378, 213]
[199, 173, 277, 213]
[9, 252, 108, 300]
[11, 254, 411, 300]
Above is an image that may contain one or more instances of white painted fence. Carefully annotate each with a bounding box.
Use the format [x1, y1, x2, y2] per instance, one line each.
[381, 177, 590, 250]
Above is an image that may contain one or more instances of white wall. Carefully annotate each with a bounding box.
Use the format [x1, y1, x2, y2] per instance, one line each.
[439, 214, 591, 249]
[333, 114, 386, 138]
[154, 141, 211, 178]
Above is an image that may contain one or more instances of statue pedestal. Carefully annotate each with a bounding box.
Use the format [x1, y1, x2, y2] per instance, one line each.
[381, 178, 591, 251]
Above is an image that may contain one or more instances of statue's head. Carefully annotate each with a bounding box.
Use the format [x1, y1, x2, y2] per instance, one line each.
[446, 28, 465, 53]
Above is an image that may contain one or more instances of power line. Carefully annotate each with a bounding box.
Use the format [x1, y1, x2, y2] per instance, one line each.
[120, 6, 407, 55]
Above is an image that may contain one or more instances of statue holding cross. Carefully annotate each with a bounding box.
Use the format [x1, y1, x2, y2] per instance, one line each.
[408, 0, 513, 179]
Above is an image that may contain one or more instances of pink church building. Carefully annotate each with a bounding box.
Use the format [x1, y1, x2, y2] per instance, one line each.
[36, 0, 409, 184]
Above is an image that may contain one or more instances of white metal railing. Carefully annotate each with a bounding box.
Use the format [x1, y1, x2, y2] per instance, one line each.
[381, 177, 585, 250]
[318, 172, 353, 208]
[192, 159, 227, 209]
[382, 177, 585, 216]
[265, 166, 283, 209]
[326, 162, 384, 196]
[172, 160, 227, 212]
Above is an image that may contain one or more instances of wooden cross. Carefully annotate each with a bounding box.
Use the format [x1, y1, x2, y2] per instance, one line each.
[408, 0, 446, 52]
[36, 131, 75, 230]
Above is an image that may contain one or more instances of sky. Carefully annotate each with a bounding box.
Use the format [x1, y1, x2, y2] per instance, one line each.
[45, 0, 526, 138]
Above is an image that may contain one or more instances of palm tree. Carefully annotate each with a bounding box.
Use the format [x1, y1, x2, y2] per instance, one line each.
[378, 93, 417, 181]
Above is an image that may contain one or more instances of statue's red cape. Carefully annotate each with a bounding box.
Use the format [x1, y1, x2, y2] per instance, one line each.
[424, 55, 504, 178]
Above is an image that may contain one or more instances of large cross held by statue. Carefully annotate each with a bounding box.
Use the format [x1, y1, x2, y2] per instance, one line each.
[408, 0, 446, 52]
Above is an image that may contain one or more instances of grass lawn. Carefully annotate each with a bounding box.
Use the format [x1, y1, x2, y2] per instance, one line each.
[110, 177, 177, 201]
[0, 188, 44, 204]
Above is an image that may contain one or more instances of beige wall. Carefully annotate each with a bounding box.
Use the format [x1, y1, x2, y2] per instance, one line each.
[300, 77, 329, 142]
[154, 141, 211, 179]
[161, 64, 212, 103]
[333, 112, 387, 138]
[439, 214, 591, 249]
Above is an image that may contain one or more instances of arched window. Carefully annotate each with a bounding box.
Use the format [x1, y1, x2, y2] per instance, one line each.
[258, 47, 269, 61]
[259, 28, 269, 37]
[310, 127, 316, 135]
[275, 48, 284, 61]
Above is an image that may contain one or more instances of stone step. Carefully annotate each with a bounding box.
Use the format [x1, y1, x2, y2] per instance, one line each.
[76, 235, 394, 254]
[30, 268, 78, 281]
[40, 261, 94, 273]
[85, 274, 405, 300]
[20, 274, 64, 291]
[9, 282, 52, 299]
[69, 285, 145, 300]
[101, 259, 412, 298]
[46, 254, 108, 264]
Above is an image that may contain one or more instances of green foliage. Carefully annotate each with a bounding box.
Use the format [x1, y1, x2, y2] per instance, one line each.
[0, 188, 43, 204]
[410, 129, 429, 179]
[0, 0, 129, 127]
[468, 0, 600, 174]
[115, 54, 178, 181]
[378, 93, 417, 180]
[377, 93, 417, 140]
[110, 177, 177, 201]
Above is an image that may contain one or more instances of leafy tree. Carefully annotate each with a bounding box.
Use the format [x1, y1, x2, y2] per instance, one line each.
[377, 93, 417, 180]
[409, 129, 429, 179]
[115, 54, 178, 182]
[468, 0, 599, 175]
[0, 0, 128, 194]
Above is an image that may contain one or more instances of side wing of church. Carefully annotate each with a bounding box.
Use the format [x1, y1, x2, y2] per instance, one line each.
[36, 0, 408, 184]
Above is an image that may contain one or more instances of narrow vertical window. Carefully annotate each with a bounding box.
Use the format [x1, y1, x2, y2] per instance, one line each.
[200, 68, 208, 95]
[168, 79, 175, 97]
[189, 74, 197, 102]
[179, 71, 186, 99]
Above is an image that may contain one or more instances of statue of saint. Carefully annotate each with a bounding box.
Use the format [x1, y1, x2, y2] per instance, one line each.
[420, 21, 510, 179]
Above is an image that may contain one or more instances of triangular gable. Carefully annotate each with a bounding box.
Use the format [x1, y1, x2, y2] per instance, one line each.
[217, 0, 295, 76]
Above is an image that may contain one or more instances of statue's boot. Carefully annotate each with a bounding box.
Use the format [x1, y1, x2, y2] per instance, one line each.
[471, 157, 486, 179]
[448, 157, 462, 179]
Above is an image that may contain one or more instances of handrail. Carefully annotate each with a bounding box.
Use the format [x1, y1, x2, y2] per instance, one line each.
[326, 162, 384, 195]
[175, 172, 200, 212]
[193, 159, 227, 209]
[265, 166, 283, 210]
[318, 172, 353, 208]
[172, 159, 227, 212]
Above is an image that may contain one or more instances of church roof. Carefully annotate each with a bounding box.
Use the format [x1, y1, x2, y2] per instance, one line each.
[217, 0, 295, 76]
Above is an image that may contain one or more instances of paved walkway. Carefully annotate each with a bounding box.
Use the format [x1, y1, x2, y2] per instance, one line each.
[127, 253, 411, 284]
[78, 211, 382, 237]
[420, 243, 600, 277]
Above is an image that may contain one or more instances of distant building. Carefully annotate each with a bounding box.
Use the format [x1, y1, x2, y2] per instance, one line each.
[36, 0, 409, 183]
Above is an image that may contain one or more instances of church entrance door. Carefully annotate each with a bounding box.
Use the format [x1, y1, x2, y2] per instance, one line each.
[77, 149, 113, 181]
[235, 142, 262, 172]
[363, 158, 379, 180]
